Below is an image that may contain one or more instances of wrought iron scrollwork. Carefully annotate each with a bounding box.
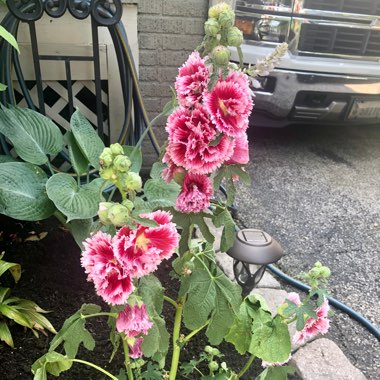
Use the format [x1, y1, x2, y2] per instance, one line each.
[91, 0, 122, 26]
[7, 0, 44, 22]
[68, 0, 91, 19]
[44, 0, 68, 18]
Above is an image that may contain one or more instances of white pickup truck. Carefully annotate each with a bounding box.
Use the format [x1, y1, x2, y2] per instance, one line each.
[229, 0, 380, 127]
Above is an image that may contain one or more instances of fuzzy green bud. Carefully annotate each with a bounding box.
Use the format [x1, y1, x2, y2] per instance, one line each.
[211, 348, 221, 356]
[208, 2, 231, 19]
[110, 143, 124, 156]
[99, 148, 113, 168]
[100, 167, 114, 181]
[108, 204, 130, 226]
[205, 18, 220, 37]
[124, 172, 142, 192]
[208, 361, 219, 372]
[98, 202, 114, 224]
[204, 345, 214, 354]
[219, 9, 235, 29]
[122, 199, 134, 212]
[113, 155, 131, 173]
[227, 26, 243, 47]
[211, 45, 231, 65]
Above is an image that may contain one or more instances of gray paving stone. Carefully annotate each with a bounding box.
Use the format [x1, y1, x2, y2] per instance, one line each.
[291, 338, 368, 380]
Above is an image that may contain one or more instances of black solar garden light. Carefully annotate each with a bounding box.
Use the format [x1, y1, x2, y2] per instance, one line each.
[227, 229, 284, 294]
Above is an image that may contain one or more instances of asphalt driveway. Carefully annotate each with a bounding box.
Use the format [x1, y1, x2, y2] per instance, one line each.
[235, 123, 380, 379]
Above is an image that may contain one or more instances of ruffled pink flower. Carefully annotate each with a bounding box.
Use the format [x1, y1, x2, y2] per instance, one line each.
[116, 304, 153, 337]
[204, 70, 253, 137]
[287, 292, 301, 306]
[113, 211, 179, 277]
[128, 337, 144, 359]
[81, 231, 134, 305]
[226, 134, 250, 165]
[293, 299, 330, 345]
[165, 105, 234, 174]
[162, 152, 186, 183]
[175, 51, 210, 107]
[176, 173, 213, 213]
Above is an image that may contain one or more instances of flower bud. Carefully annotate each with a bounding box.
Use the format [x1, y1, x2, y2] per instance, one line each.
[208, 2, 231, 19]
[100, 167, 115, 181]
[124, 172, 142, 192]
[218, 9, 235, 29]
[204, 345, 214, 354]
[98, 202, 114, 224]
[211, 45, 231, 65]
[110, 143, 124, 156]
[99, 148, 113, 167]
[208, 361, 219, 372]
[122, 199, 134, 212]
[211, 348, 221, 356]
[204, 18, 220, 37]
[108, 204, 130, 226]
[227, 26, 243, 47]
[113, 155, 131, 173]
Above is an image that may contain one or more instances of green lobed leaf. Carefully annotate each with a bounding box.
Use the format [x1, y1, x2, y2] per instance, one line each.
[213, 207, 236, 252]
[0, 320, 14, 347]
[49, 308, 96, 358]
[0, 25, 20, 53]
[141, 315, 169, 359]
[69, 110, 105, 169]
[144, 178, 180, 205]
[0, 162, 56, 221]
[32, 351, 72, 377]
[0, 106, 64, 165]
[123, 145, 142, 173]
[33, 367, 47, 380]
[46, 174, 105, 221]
[256, 365, 295, 380]
[149, 162, 166, 179]
[139, 275, 164, 315]
[64, 131, 89, 176]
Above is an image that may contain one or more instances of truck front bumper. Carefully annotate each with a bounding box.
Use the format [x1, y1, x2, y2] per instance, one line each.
[253, 69, 380, 127]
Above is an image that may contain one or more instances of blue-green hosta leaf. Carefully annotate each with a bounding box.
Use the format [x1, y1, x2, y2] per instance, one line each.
[64, 131, 89, 176]
[70, 110, 105, 169]
[0, 155, 18, 163]
[0, 106, 64, 165]
[0, 162, 55, 221]
[46, 174, 105, 221]
[123, 145, 142, 173]
[69, 218, 93, 250]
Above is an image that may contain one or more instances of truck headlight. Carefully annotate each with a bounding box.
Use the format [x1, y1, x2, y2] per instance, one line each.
[236, 15, 290, 43]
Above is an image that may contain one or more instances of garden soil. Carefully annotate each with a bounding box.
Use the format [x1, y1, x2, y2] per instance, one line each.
[0, 215, 267, 380]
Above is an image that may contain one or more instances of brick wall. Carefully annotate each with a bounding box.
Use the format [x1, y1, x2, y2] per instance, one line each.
[136, 0, 209, 167]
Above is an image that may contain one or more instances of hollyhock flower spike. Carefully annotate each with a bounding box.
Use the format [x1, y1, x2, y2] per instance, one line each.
[176, 173, 213, 213]
[226, 134, 250, 165]
[116, 304, 153, 337]
[204, 70, 253, 138]
[175, 51, 210, 107]
[113, 211, 179, 277]
[81, 231, 134, 305]
[165, 105, 234, 175]
[293, 298, 330, 345]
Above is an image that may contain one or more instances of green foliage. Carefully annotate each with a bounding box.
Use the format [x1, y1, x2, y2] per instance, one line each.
[69, 218, 93, 249]
[0, 25, 20, 53]
[64, 131, 89, 176]
[46, 174, 105, 222]
[0, 254, 56, 348]
[70, 110, 105, 169]
[123, 145, 142, 174]
[256, 366, 295, 380]
[49, 304, 100, 358]
[0, 162, 55, 221]
[212, 206, 236, 252]
[225, 295, 291, 363]
[32, 351, 72, 379]
[0, 106, 64, 165]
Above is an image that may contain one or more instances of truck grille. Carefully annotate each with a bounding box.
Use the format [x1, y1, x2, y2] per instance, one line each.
[299, 24, 380, 57]
[304, 0, 380, 16]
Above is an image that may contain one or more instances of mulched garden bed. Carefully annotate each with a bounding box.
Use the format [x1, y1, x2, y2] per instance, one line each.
[0, 215, 267, 379]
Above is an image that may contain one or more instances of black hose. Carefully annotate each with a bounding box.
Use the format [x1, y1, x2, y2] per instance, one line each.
[266, 264, 380, 340]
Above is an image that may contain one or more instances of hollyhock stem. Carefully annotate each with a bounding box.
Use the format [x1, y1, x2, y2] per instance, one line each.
[169, 296, 185, 380]
[80, 312, 118, 320]
[237, 354, 255, 378]
[164, 295, 179, 309]
[71, 359, 118, 380]
[182, 320, 209, 344]
[122, 338, 134, 380]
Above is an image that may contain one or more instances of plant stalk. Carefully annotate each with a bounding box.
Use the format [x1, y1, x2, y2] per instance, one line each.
[182, 320, 209, 344]
[122, 337, 134, 380]
[237, 354, 255, 378]
[80, 312, 118, 320]
[71, 359, 118, 380]
[169, 296, 185, 380]
[164, 295, 178, 309]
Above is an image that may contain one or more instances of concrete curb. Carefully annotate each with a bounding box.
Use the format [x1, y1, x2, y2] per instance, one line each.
[209, 227, 368, 379]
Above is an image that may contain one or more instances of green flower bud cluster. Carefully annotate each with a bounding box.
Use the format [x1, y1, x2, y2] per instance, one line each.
[300, 261, 331, 288]
[98, 200, 133, 226]
[99, 143, 131, 182]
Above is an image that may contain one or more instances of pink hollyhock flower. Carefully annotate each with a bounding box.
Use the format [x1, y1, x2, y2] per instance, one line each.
[128, 337, 144, 359]
[116, 304, 153, 337]
[165, 105, 234, 174]
[287, 292, 301, 306]
[162, 152, 186, 183]
[113, 211, 179, 277]
[226, 134, 250, 165]
[175, 51, 210, 107]
[81, 231, 134, 305]
[176, 173, 213, 213]
[293, 299, 330, 345]
[204, 70, 253, 138]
